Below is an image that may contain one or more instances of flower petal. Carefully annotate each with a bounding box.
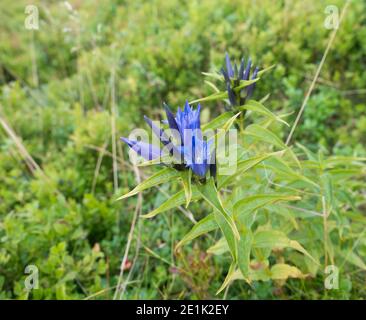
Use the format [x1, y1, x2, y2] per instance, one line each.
[243, 58, 252, 80]
[238, 58, 245, 80]
[144, 116, 170, 146]
[246, 66, 259, 99]
[227, 83, 237, 107]
[163, 102, 180, 132]
[225, 52, 234, 78]
[221, 67, 231, 85]
[121, 137, 161, 160]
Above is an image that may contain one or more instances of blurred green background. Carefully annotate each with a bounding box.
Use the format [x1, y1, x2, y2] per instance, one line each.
[0, 0, 365, 299]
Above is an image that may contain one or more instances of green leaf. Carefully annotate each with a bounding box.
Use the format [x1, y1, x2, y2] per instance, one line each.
[142, 186, 200, 218]
[296, 143, 317, 161]
[117, 168, 179, 200]
[216, 262, 239, 295]
[207, 237, 228, 255]
[221, 112, 241, 132]
[202, 111, 235, 132]
[213, 209, 238, 260]
[257, 64, 276, 77]
[233, 194, 301, 218]
[137, 154, 173, 167]
[234, 78, 260, 91]
[175, 214, 217, 250]
[238, 230, 253, 280]
[269, 205, 299, 230]
[217, 265, 268, 287]
[209, 111, 242, 146]
[270, 264, 307, 280]
[217, 260, 298, 291]
[321, 173, 334, 212]
[204, 80, 220, 93]
[217, 263, 306, 290]
[325, 155, 366, 167]
[201, 71, 224, 81]
[245, 125, 302, 168]
[340, 250, 366, 270]
[245, 124, 285, 149]
[218, 152, 279, 189]
[239, 100, 289, 126]
[263, 156, 319, 189]
[181, 170, 192, 208]
[253, 230, 318, 264]
[212, 111, 242, 149]
[190, 91, 227, 104]
[259, 93, 271, 104]
[198, 178, 240, 260]
[198, 178, 240, 239]
[328, 168, 363, 181]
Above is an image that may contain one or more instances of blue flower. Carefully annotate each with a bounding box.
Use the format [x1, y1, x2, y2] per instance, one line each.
[221, 52, 259, 108]
[121, 101, 215, 177]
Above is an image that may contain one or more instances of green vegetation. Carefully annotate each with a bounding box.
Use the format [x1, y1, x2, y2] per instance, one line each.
[0, 0, 365, 300]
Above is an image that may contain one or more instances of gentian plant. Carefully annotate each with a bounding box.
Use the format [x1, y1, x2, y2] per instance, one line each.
[118, 53, 366, 294]
[222, 52, 259, 109]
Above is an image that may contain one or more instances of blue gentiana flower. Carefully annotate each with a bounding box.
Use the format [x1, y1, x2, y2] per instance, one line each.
[221, 52, 259, 108]
[121, 101, 215, 178]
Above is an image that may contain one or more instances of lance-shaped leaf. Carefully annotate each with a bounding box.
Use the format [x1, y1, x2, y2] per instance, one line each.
[216, 262, 240, 295]
[257, 64, 276, 77]
[181, 170, 193, 208]
[238, 230, 253, 280]
[244, 124, 301, 167]
[206, 111, 241, 145]
[270, 264, 307, 280]
[239, 100, 289, 126]
[175, 214, 217, 250]
[233, 194, 301, 218]
[202, 111, 236, 132]
[263, 156, 319, 189]
[207, 229, 254, 276]
[204, 80, 220, 93]
[218, 152, 279, 189]
[207, 237, 228, 255]
[234, 78, 260, 92]
[201, 71, 225, 81]
[189, 91, 228, 105]
[198, 178, 240, 260]
[245, 124, 285, 149]
[217, 262, 305, 293]
[142, 186, 200, 218]
[117, 168, 179, 200]
[213, 209, 238, 261]
[221, 112, 241, 132]
[328, 168, 363, 181]
[253, 230, 318, 264]
[259, 93, 271, 104]
[210, 112, 241, 149]
[339, 249, 366, 270]
[325, 155, 366, 167]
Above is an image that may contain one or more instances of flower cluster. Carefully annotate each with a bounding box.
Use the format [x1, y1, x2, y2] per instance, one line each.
[122, 101, 215, 178]
[221, 53, 259, 108]
[121, 53, 260, 181]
